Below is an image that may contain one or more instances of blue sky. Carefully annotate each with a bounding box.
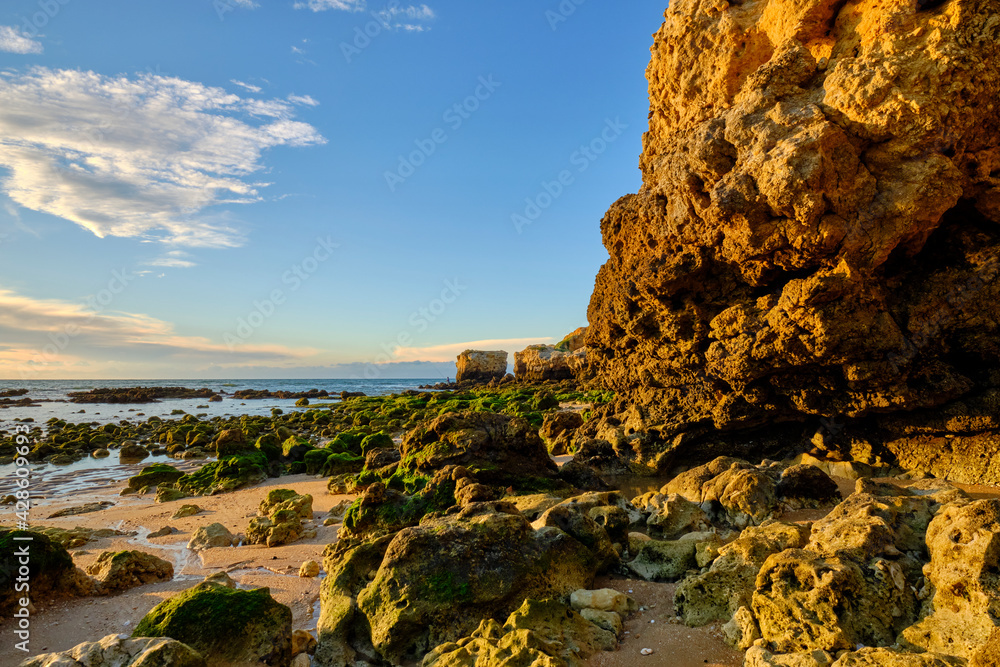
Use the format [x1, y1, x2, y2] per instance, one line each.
[0, 0, 663, 379]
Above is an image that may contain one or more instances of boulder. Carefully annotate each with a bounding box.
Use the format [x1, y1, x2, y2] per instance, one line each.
[316, 501, 602, 665]
[299, 560, 321, 578]
[422, 598, 616, 667]
[569, 588, 635, 615]
[186, 523, 234, 551]
[19, 634, 206, 667]
[626, 538, 696, 582]
[0, 529, 93, 612]
[119, 443, 148, 461]
[86, 550, 174, 593]
[514, 344, 588, 383]
[585, 0, 1000, 480]
[674, 520, 810, 626]
[455, 350, 508, 383]
[212, 428, 247, 456]
[127, 463, 184, 491]
[133, 582, 292, 666]
[643, 492, 712, 540]
[539, 410, 584, 455]
[172, 504, 202, 519]
[900, 499, 1000, 660]
[752, 548, 918, 653]
[398, 411, 559, 489]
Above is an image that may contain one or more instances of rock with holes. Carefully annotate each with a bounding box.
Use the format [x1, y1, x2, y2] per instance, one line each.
[584, 0, 1000, 483]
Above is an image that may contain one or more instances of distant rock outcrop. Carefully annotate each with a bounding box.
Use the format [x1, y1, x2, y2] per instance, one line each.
[585, 0, 1000, 480]
[455, 350, 508, 383]
[514, 328, 590, 383]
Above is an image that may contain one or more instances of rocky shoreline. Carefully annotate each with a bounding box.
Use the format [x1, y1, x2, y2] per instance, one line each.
[1, 379, 997, 666]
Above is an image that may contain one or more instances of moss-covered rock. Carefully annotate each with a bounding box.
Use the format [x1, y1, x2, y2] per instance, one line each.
[360, 431, 394, 457]
[318, 501, 602, 665]
[247, 491, 313, 548]
[133, 581, 292, 666]
[0, 529, 93, 612]
[174, 452, 268, 495]
[399, 411, 560, 491]
[127, 463, 185, 491]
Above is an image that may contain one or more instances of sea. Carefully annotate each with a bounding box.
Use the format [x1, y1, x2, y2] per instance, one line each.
[0, 379, 436, 499]
[0, 378, 436, 427]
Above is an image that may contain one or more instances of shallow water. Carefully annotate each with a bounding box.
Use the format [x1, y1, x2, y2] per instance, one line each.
[0, 453, 205, 498]
[0, 378, 435, 427]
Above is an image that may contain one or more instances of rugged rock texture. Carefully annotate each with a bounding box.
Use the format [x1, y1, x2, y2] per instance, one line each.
[455, 350, 508, 383]
[315, 501, 603, 666]
[86, 550, 174, 594]
[133, 581, 292, 667]
[20, 634, 206, 667]
[585, 0, 1000, 479]
[514, 344, 589, 383]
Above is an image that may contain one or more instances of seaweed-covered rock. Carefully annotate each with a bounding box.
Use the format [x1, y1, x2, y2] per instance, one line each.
[133, 581, 292, 666]
[119, 443, 149, 461]
[398, 411, 559, 489]
[0, 529, 93, 612]
[260, 489, 313, 520]
[127, 463, 184, 491]
[317, 501, 602, 665]
[174, 453, 268, 495]
[20, 634, 206, 667]
[212, 428, 247, 456]
[86, 550, 174, 593]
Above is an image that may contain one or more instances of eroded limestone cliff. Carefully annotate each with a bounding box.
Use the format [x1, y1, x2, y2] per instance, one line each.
[586, 0, 1000, 480]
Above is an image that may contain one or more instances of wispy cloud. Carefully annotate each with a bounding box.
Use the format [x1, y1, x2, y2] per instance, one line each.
[388, 337, 554, 363]
[0, 68, 325, 248]
[294, 0, 436, 31]
[294, 0, 365, 11]
[146, 250, 196, 269]
[0, 286, 318, 377]
[0, 26, 43, 55]
[230, 78, 262, 93]
[288, 94, 319, 106]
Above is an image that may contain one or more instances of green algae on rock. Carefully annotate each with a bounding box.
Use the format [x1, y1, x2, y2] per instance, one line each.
[133, 581, 292, 666]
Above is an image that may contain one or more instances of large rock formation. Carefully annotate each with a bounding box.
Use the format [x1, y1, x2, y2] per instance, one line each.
[455, 350, 508, 383]
[515, 328, 591, 382]
[585, 0, 1000, 479]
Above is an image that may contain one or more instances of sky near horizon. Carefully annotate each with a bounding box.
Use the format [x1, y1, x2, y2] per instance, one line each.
[0, 0, 663, 380]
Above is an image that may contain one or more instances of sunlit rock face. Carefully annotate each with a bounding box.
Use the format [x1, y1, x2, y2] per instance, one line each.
[586, 0, 1000, 479]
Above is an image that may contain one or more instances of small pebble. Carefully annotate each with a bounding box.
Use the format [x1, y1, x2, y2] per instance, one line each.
[641, 648, 654, 656]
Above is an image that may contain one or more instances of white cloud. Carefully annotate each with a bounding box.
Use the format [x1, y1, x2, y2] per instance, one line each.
[288, 94, 319, 106]
[147, 250, 196, 268]
[294, 0, 365, 10]
[0, 68, 326, 247]
[293, 0, 436, 29]
[291, 45, 306, 54]
[0, 26, 42, 55]
[230, 79, 262, 93]
[0, 286, 319, 379]
[388, 337, 554, 363]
